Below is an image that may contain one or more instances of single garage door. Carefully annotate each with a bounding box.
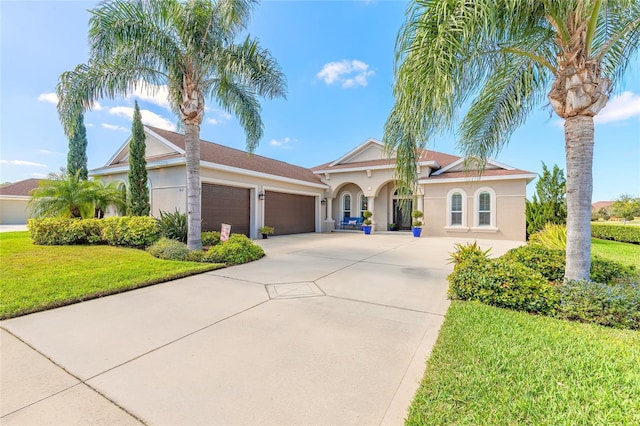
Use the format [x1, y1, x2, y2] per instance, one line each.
[264, 191, 315, 235]
[201, 183, 250, 236]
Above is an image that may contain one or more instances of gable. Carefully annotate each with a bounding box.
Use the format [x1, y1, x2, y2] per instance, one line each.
[108, 130, 183, 166]
[341, 142, 386, 164]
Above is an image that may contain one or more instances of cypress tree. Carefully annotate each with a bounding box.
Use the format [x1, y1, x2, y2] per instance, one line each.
[67, 113, 88, 180]
[526, 163, 567, 235]
[127, 101, 150, 216]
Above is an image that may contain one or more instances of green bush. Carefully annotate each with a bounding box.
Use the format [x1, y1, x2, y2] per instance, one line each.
[592, 223, 640, 244]
[556, 278, 640, 330]
[157, 209, 187, 243]
[204, 234, 264, 265]
[201, 231, 221, 246]
[502, 244, 566, 283]
[448, 258, 559, 315]
[28, 218, 104, 245]
[590, 256, 638, 284]
[448, 242, 491, 267]
[147, 238, 192, 261]
[529, 223, 567, 250]
[102, 216, 159, 248]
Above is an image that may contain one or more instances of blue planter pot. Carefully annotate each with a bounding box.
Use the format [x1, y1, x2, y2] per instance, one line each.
[412, 227, 422, 237]
[363, 225, 372, 235]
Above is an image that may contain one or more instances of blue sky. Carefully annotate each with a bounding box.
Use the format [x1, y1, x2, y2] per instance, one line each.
[1, 0, 639, 202]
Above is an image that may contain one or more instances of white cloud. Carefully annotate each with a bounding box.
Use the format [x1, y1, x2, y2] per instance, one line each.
[86, 123, 94, 127]
[31, 173, 48, 178]
[595, 91, 640, 124]
[37, 149, 64, 156]
[108, 106, 176, 131]
[317, 60, 374, 88]
[205, 108, 231, 125]
[269, 136, 295, 149]
[92, 101, 103, 111]
[1, 159, 47, 167]
[102, 123, 129, 132]
[37, 92, 58, 105]
[127, 80, 171, 110]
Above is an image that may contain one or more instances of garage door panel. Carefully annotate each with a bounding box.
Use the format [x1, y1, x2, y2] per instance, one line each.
[265, 191, 315, 235]
[202, 184, 250, 236]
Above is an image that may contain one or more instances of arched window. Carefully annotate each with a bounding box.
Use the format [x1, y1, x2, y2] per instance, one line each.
[451, 193, 463, 225]
[478, 192, 491, 225]
[342, 193, 352, 218]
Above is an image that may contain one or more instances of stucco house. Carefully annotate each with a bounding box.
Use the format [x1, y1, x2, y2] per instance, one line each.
[92, 126, 535, 240]
[0, 178, 41, 224]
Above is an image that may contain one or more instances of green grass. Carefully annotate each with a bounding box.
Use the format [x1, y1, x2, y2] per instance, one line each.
[408, 301, 640, 425]
[592, 238, 640, 269]
[0, 232, 222, 319]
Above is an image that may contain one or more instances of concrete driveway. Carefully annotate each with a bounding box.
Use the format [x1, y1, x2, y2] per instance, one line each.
[1, 233, 521, 425]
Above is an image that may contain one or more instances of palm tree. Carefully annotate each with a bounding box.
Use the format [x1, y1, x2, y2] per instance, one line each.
[385, 0, 640, 280]
[57, 0, 286, 249]
[91, 179, 127, 218]
[28, 172, 95, 219]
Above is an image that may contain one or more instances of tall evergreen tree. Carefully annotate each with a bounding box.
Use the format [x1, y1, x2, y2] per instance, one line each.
[67, 113, 88, 180]
[127, 101, 150, 216]
[526, 163, 567, 235]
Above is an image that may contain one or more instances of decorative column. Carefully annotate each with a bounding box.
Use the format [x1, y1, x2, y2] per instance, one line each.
[322, 197, 335, 233]
[368, 196, 375, 230]
[417, 194, 424, 214]
[326, 197, 333, 221]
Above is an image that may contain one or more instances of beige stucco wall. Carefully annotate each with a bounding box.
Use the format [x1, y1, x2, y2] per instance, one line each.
[422, 179, 527, 241]
[0, 197, 31, 224]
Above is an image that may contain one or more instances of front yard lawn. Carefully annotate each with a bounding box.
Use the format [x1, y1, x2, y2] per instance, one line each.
[592, 238, 640, 269]
[407, 301, 640, 425]
[0, 232, 222, 319]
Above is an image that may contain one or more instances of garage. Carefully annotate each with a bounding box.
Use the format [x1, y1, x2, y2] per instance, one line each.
[201, 183, 250, 236]
[264, 191, 315, 235]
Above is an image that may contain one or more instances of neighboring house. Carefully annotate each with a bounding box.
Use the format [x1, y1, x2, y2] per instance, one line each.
[92, 126, 535, 241]
[592, 201, 614, 214]
[0, 178, 41, 224]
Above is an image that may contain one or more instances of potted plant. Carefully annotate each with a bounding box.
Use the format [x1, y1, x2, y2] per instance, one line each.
[258, 225, 275, 239]
[388, 223, 398, 231]
[362, 210, 373, 235]
[411, 210, 423, 237]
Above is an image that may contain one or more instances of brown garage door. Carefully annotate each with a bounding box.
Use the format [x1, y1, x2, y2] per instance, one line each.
[201, 183, 250, 236]
[264, 191, 315, 235]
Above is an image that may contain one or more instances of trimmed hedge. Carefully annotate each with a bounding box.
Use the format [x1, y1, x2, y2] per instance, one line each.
[556, 278, 640, 330]
[147, 238, 193, 261]
[204, 234, 264, 265]
[201, 231, 221, 246]
[502, 244, 566, 283]
[592, 223, 640, 244]
[28, 217, 159, 248]
[448, 258, 559, 315]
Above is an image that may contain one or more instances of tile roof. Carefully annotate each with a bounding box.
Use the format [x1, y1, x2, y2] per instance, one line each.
[144, 127, 324, 185]
[592, 201, 614, 210]
[0, 178, 42, 196]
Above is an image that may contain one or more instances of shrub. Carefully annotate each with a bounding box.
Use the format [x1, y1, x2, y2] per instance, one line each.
[502, 244, 566, 283]
[556, 278, 640, 330]
[157, 209, 187, 243]
[28, 218, 104, 245]
[591, 223, 640, 244]
[102, 216, 159, 248]
[529, 223, 567, 250]
[204, 234, 264, 265]
[448, 242, 491, 267]
[201, 231, 221, 246]
[448, 257, 559, 315]
[590, 256, 638, 284]
[147, 238, 192, 261]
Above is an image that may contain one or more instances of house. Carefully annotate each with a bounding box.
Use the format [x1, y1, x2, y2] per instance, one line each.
[0, 178, 41, 224]
[92, 126, 535, 240]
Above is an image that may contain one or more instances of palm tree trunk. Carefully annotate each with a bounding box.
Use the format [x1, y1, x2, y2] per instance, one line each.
[185, 122, 202, 250]
[564, 115, 594, 280]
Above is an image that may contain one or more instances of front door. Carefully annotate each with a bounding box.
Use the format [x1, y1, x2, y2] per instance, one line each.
[393, 199, 413, 230]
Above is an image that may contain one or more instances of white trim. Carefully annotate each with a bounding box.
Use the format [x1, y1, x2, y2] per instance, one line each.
[444, 226, 470, 232]
[432, 158, 516, 176]
[329, 138, 383, 167]
[474, 187, 497, 229]
[262, 186, 323, 198]
[91, 157, 186, 176]
[0, 195, 31, 201]
[419, 173, 537, 184]
[315, 160, 438, 175]
[446, 188, 468, 228]
[144, 127, 186, 155]
[357, 191, 367, 217]
[105, 135, 132, 166]
[200, 160, 328, 189]
[341, 191, 353, 219]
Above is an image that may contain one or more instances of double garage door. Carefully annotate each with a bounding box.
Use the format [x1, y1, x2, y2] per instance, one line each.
[201, 184, 315, 236]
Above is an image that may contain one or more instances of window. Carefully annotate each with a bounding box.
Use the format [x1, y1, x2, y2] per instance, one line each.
[342, 193, 351, 218]
[451, 193, 462, 225]
[478, 191, 491, 226]
[359, 193, 367, 217]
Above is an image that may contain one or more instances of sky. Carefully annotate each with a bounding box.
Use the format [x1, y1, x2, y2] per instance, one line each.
[1, 0, 639, 202]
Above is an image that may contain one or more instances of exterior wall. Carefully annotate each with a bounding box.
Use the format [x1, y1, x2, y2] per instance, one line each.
[0, 197, 30, 224]
[422, 179, 527, 241]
